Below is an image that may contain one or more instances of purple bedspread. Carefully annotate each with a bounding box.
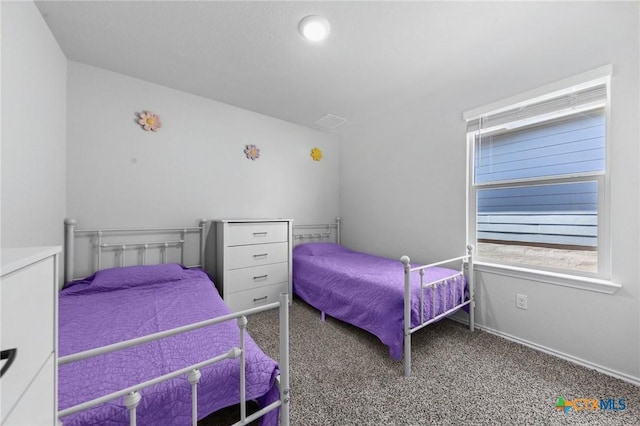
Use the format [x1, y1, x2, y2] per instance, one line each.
[293, 243, 467, 360]
[58, 264, 279, 426]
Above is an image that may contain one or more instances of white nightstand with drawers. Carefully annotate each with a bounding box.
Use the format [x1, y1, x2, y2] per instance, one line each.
[213, 219, 293, 312]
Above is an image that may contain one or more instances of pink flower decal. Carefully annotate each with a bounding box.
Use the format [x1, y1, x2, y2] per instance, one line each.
[138, 111, 161, 131]
[244, 144, 260, 160]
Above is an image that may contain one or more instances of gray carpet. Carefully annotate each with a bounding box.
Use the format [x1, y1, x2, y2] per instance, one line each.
[205, 299, 640, 425]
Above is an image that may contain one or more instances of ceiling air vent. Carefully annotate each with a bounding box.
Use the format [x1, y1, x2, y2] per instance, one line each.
[314, 113, 347, 129]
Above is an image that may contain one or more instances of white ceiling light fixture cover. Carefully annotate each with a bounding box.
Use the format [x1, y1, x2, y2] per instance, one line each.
[299, 15, 331, 42]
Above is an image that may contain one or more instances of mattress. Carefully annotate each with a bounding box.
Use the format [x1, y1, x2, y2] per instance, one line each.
[292, 243, 467, 360]
[58, 263, 279, 426]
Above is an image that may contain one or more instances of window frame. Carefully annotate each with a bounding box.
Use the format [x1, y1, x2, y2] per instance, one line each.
[464, 67, 614, 288]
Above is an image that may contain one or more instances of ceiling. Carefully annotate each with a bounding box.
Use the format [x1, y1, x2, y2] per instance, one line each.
[35, 1, 582, 134]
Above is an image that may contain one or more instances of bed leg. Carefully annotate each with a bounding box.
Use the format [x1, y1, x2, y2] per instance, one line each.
[237, 316, 248, 423]
[404, 332, 411, 378]
[401, 255, 412, 378]
[188, 369, 201, 426]
[467, 244, 475, 333]
[124, 391, 141, 426]
[279, 293, 290, 426]
[321, 311, 326, 322]
[469, 302, 475, 332]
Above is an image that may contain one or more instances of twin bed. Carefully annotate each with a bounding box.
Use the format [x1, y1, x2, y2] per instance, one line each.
[58, 219, 289, 426]
[58, 216, 474, 425]
[292, 219, 475, 377]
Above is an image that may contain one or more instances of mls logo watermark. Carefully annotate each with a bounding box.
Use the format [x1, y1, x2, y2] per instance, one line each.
[555, 397, 627, 413]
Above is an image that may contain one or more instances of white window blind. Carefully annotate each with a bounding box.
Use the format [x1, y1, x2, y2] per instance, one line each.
[473, 107, 605, 184]
[466, 84, 607, 135]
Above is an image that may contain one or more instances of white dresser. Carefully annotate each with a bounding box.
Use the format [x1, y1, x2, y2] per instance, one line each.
[214, 219, 292, 312]
[1, 246, 60, 426]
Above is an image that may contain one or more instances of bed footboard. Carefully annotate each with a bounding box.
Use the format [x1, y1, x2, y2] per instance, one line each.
[58, 293, 290, 426]
[401, 245, 475, 377]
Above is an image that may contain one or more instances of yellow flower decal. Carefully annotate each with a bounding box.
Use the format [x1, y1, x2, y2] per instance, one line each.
[311, 147, 323, 161]
[138, 111, 161, 131]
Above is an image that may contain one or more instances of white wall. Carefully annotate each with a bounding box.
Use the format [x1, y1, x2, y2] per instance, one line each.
[66, 61, 339, 235]
[340, 2, 640, 382]
[1, 1, 67, 248]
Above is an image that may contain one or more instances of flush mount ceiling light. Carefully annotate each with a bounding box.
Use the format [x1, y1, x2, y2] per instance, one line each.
[298, 15, 331, 42]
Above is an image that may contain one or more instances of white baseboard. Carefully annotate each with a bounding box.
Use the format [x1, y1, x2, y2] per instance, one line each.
[450, 316, 640, 387]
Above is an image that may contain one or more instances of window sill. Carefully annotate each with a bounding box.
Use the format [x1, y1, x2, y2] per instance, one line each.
[473, 261, 621, 294]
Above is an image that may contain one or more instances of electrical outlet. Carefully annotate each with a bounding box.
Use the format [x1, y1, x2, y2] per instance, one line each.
[516, 294, 528, 310]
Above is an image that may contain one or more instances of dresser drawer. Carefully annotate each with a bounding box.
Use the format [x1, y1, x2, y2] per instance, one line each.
[226, 282, 288, 312]
[225, 262, 289, 294]
[1, 256, 54, 416]
[226, 242, 288, 270]
[2, 353, 55, 425]
[226, 222, 288, 246]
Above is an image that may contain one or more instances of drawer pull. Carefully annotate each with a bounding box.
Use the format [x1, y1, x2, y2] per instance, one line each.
[253, 232, 268, 237]
[253, 253, 268, 258]
[0, 348, 17, 378]
[253, 274, 268, 280]
[253, 296, 268, 302]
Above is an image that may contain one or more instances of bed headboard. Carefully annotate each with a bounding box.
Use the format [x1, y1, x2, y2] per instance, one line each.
[64, 218, 208, 283]
[292, 217, 341, 246]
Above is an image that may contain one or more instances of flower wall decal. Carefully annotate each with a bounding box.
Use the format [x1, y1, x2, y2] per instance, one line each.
[244, 144, 260, 160]
[311, 147, 323, 161]
[137, 111, 161, 131]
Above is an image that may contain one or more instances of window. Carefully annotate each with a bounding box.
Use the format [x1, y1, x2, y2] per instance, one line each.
[465, 68, 611, 279]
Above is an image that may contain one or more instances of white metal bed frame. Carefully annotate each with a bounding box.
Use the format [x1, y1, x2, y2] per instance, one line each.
[293, 217, 341, 247]
[60, 218, 290, 426]
[64, 218, 209, 283]
[293, 217, 475, 377]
